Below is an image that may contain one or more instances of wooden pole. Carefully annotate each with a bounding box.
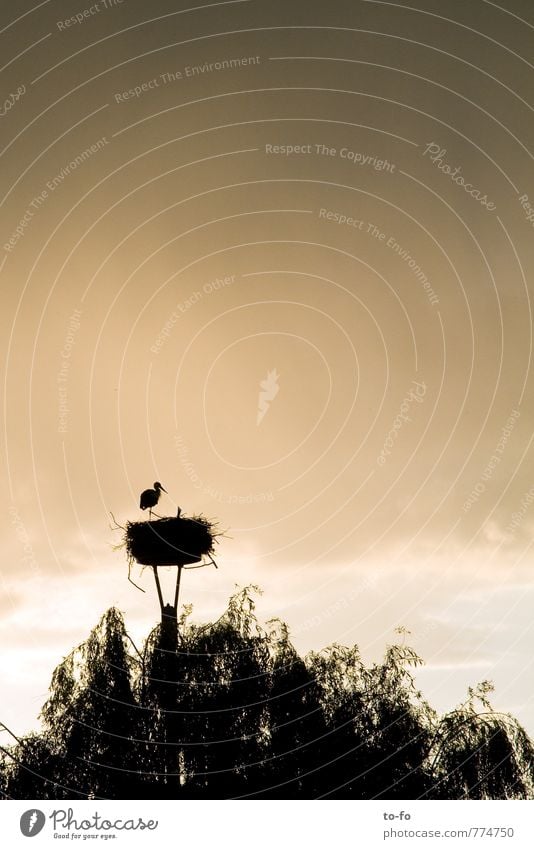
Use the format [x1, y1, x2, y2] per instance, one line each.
[153, 566, 164, 612]
[173, 564, 183, 613]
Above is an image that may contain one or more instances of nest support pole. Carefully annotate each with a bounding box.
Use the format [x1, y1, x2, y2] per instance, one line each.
[151, 567, 180, 777]
[173, 565, 183, 613]
[153, 566, 165, 611]
[153, 565, 184, 650]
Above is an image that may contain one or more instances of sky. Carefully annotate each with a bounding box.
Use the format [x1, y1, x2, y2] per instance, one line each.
[1, 0, 534, 741]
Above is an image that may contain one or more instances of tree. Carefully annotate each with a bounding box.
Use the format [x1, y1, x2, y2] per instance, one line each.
[425, 682, 534, 799]
[262, 619, 327, 798]
[2, 590, 533, 800]
[174, 587, 271, 798]
[26, 608, 142, 798]
[305, 637, 434, 798]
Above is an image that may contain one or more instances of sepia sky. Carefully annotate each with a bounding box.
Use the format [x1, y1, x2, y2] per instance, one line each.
[2, 0, 534, 740]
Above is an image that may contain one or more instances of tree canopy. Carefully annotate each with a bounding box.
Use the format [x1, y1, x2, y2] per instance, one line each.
[1, 587, 533, 800]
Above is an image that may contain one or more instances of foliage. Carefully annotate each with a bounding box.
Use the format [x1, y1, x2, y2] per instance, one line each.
[423, 682, 534, 799]
[1, 588, 532, 799]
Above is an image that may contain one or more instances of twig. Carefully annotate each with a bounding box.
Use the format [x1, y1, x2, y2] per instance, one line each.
[0, 744, 21, 763]
[207, 553, 219, 569]
[123, 632, 144, 663]
[183, 554, 219, 570]
[127, 559, 146, 593]
[0, 722, 23, 746]
[109, 511, 125, 531]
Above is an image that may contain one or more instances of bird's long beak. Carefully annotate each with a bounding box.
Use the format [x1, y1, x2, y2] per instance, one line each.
[161, 486, 168, 493]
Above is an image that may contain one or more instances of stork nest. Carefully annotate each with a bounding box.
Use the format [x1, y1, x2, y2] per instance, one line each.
[125, 514, 218, 567]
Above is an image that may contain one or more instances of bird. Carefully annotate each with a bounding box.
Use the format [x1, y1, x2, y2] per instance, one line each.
[140, 482, 167, 518]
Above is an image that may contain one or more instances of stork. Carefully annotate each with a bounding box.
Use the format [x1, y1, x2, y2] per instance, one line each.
[140, 481, 167, 518]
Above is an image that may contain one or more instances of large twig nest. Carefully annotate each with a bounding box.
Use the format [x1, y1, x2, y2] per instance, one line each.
[125, 514, 217, 567]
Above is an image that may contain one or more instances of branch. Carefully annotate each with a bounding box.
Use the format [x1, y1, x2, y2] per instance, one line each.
[0, 722, 23, 746]
[427, 710, 520, 777]
[123, 632, 143, 664]
[127, 560, 145, 593]
[0, 744, 20, 763]
[109, 511, 125, 531]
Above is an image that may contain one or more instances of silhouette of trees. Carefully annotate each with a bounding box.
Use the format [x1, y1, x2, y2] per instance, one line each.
[26, 608, 141, 799]
[1, 587, 532, 799]
[423, 681, 534, 799]
[305, 635, 436, 798]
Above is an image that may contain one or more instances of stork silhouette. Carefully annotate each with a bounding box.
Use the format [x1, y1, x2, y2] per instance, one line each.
[139, 481, 167, 518]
